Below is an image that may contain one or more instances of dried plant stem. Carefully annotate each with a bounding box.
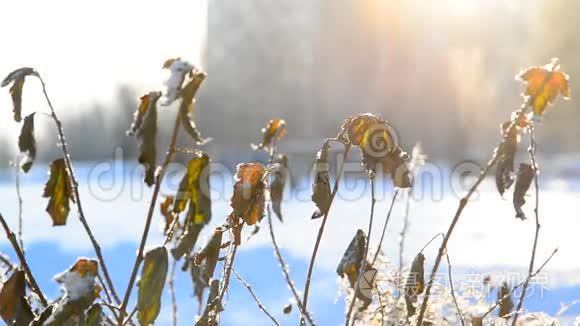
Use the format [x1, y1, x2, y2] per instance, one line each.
[38, 75, 120, 305]
[345, 176, 377, 326]
[232, 267, 281, 326]
[302, 143, 351, 311]
[481, 248, 557, 319]
[216, 243, 238, 312]
[119, 112, 182, 324]
[398, 189, 412, 284]
[267, 205, 315, 325]
[511, 127, 541, 326]
[14, 159, 24, 255]
[444, 250, 464, 326]
[168, 258, 178, 326]
[0, 212, 47, 306]
[371, 188, 400, 265]
[416, 151, 499, 325]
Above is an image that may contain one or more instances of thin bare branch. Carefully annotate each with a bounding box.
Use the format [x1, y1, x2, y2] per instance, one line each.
[481, 248, 557, 319]
[14, 159, 24, 255]
[371, 189, 399, 265]
[232, 268, 281, 326]
[0, 212, 47, 306]
[302, 142, 351, 313]
[444, 249, 465, 326]
[511, 127, 541, 326]
[37, 75, 120, 306]
[267, 205, 315, 325]
[345, 176, 377, 326]
[119, 112, 182, 324]
[168, 258, 178, 326]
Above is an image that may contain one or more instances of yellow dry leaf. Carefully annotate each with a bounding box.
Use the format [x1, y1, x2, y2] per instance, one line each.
[43, 158, 75, 226]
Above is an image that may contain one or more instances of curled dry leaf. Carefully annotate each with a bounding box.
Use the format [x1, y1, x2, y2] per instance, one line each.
[43, 158, 75, 226]
[18, 112, 36, 173]
[336, 229, 367, 288]
[282, 303, 292, 315]
[517, 58, 571, 116]
[197, 279, 221, 326]
[0, 270, 35, 325]
[179, 72, 211, 145]
[404, 253, 425, 317]
[498, 282, 513, 318]
[231, 163, 266, 225]
[251, 119, 287, 151]
[1, 67, 38, 122]
[194, 227, 223, 284]
[270, 154, 288, 222]
[311, 142, 331, 219]
[171, 223, 204, 261]
[495, 121, 519, 196]
[128, 91, 161, 187]
[162, 57, 195, 105]
[514, 163, 535, 220]
[137, 247, 168, 326]
[189, 262, 207, 305]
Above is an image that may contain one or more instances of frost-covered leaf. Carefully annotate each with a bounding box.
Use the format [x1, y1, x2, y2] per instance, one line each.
[128, 92, 161, 187]
[41, 258, 100, 326]
[174, 152, 212, 224]
[517, 58, 570, 116]
[514, 163, 535, 220]
[336, 229, 367, 288]
[404, 253, 425, 317]
[270, 154, 288, 222]
[251, 119, 287, 151]
[230, 163, 266, 225]
[162, 58, 195, 105]
[311, 143, 331, 219]
[18, 113, 36, 173]
[498, 282, 513, 318]
[43, 158, 75, 226]
[0, 270, 35, 325]
[194, 227, 223, 284]
[137, 247, 168, 326]
[1, 67, 37, 122]
[179, 72, 211, 145]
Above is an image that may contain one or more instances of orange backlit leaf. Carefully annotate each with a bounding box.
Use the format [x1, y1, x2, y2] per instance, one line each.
[517, 59, 570, 116]
[230, 163, 266, 225]
[252, 119, 287, 151]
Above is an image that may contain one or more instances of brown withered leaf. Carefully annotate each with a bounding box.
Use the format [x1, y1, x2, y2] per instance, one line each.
[179, 72, 211, 145]
[0, 270, 35, 325]
[1, 67, 38, 122]
[495, 121, 518, 196]
[379, 146, 412, 188]
[230, 163, 266, 225]
[18, 113, 36, 173]
[514, 163, 535, 220]
[404, 253, 425, 317]
[311, 143, 331, 219]
[137, 247, 168, 326]
[174, 153, 212, 225]
[517, 58, 570, 116]
[340, 113, 387, 147]
[251, 119, 287, 151]
[160, 195, 178, 234]
[498, 282, 513, 318]
[197, 279, 221, 326]
[282, 303, 292, 315]
[194, 227, 223, 284]
[336, 229, 367, 288]
[190, 262, 208, 305]
[270, 154, 288, 222]
[43, 158, 75, 226]
[128, 92, 161, 186]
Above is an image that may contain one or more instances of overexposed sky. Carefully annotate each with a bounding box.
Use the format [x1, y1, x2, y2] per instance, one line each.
[0, 0, 207, 135]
